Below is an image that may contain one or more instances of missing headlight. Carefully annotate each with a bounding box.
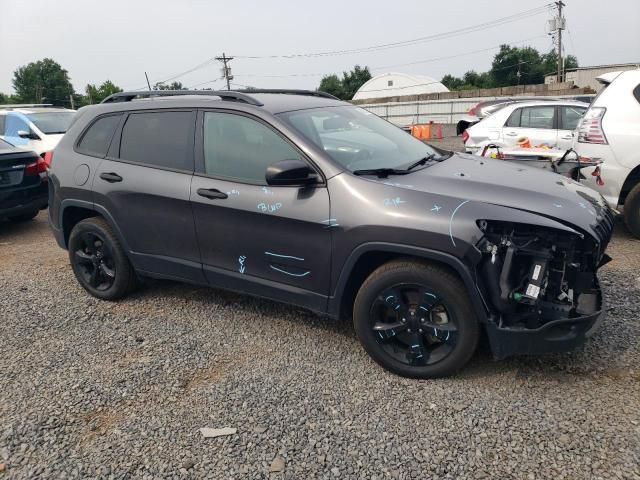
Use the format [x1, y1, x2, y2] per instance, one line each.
[476, 221, 600, 329]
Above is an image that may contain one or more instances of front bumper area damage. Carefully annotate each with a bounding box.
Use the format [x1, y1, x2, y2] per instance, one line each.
[476, 216, 613, 359]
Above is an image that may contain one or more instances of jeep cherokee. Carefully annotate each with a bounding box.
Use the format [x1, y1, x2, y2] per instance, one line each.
[48, 90, 614, 378]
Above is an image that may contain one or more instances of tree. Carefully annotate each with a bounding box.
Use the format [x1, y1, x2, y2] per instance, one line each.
[541, 51, 578, 78]
[318, 65, 371, 100]
[318, 74, 344, 99]
[153, 81, 186, 90]
[12, 58, 75, 106]
[85, 80, 122, 104]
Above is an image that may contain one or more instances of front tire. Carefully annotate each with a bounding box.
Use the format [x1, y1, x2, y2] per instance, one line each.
[353, 260, 479, 378]
[624, 183, 640, 239]
[68, 217, 137, 300]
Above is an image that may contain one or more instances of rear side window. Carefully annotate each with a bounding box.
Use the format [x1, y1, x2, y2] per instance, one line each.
[519, 106, 555, 129]
[76, 114, 121, 157]
[0, 115, 5, 134]
[119, 111, 194, 171]
[203, 112, 303, 183]
[505, 108, 522, 127]
[559, 106, 587, 130]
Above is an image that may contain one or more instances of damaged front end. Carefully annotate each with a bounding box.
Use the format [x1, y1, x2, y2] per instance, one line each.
[476, 218, 613, 359]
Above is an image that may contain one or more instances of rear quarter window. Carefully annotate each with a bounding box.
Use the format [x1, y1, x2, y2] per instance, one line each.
[76, 114, 121, 157]
[634, 84, 640, 104]
[118, 111, 194, 171]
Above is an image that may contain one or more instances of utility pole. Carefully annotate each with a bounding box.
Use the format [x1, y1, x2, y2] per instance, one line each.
[216, 53, 234, 90]
[144, 72, 152, 91]
[555, 1, 565, 83]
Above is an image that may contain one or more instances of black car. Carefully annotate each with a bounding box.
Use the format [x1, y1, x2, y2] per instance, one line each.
[48, 90, 614, 378]
[0, 138, 48, 222]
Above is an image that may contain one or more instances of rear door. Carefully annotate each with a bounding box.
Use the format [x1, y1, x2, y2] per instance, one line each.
[558, 105, 587, 149]
[502, 105, 558, 148]
[93, 109, 204, 282]
[190, 109, 331, 311]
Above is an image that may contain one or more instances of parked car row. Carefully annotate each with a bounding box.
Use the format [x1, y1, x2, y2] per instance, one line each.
[0, 105, 75, 221]
[459, 69, 640, 239]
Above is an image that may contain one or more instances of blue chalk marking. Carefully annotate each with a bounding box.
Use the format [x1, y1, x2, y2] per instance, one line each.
[257, 202, 282, 213]
[431, 204, 442, 213]
[419, 306, 429, 312]
[448, 200, 470, 248]
[238, 255, 246, 274]
[385, 295, 395, 302]
[424, 292, 437, 299]
[394, 305, 401, 310]
[553, 203, 563, 208]
[269, 265, 310, 277]
[265, 251, 304, 261]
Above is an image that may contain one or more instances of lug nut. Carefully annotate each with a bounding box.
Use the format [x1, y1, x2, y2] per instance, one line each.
[418, 329, 423, 333]
[401, 318, 406, 323]
[407, 329, 412, 333]
[420, 318, 425, 323]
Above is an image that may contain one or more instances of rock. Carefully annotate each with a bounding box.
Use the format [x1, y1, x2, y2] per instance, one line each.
[182, 460, 195, 470]
[331, 467, 340, 476]
[270, 456, 285, 473]
[199, 427, 237, 438]
[253, 426, 268, 434]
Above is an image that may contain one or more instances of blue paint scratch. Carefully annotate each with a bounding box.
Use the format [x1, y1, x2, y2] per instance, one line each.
[269, 265, 310, 277]
[265, 251, 304, 261]
[449, 200, 470, 248]
[384, 197, 406, 207]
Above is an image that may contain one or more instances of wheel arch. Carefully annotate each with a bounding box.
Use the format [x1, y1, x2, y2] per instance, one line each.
[59, 200, 130, 253]
[618, 164, 640, 206]
[329, 243, 488, 323]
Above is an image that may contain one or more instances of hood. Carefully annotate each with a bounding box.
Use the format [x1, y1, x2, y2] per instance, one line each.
[383, 153, 609, 237]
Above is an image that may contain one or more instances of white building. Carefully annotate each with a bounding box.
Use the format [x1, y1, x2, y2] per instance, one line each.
[545, 63, 639, 92]
[352, 72, 449, 101]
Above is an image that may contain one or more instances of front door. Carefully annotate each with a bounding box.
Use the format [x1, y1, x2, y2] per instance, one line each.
[190, 110, 331, 311]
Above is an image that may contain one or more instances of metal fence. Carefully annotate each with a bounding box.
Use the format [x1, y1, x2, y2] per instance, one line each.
[358, 98, 484, 127]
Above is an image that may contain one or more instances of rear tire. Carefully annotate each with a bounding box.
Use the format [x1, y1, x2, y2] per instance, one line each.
[68, 217, 137, 300]
[353, 260, 480, 379]
[624, 183, 640, 239]
[8, 209, 39, 223]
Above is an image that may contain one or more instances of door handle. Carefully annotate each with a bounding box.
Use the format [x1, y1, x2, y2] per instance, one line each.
[505, 131, 518, 137]
[99, 172, 122, 183]
[561, 135, 573, 140]
[197, 188, 228, 200]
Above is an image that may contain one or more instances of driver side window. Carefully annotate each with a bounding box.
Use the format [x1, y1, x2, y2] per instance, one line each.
[203, 112, 303, 183]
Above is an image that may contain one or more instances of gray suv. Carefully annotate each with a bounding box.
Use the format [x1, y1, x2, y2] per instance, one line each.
[49, 90, 614, 378]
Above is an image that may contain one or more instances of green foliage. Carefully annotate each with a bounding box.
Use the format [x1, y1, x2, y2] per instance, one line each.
[442, 45, 579, 91]
[318, 65, 372, 100]
[84, 80, 123, 104]
[12, 58, 75, 106]
[153, 81, 186, 91]
[0, 92, 21, 104]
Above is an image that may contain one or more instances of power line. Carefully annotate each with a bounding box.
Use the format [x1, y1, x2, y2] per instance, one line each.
[234, 4, 553, 59]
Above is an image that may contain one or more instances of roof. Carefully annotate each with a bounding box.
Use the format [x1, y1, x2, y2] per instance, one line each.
[353, 72, 449, 101]
[93, 90, 349, 115]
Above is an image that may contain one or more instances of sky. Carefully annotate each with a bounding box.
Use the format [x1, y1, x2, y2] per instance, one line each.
[0, 0, 639, 95]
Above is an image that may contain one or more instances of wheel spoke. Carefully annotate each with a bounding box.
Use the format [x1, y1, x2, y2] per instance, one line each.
[406, 332, 429, 365]
[74, 250, 94, 265]
[88, 267, 100, 287]
[99, 263, 115, 278]
[373, 321, 407, 341]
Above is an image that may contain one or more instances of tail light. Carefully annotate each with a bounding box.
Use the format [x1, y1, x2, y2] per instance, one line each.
[578, 107, 608, 144]
[24, 157, 48, 176]
[462, 130, 469, 144]
[41, 151, 53, 168]
[468, 103, 480, 116]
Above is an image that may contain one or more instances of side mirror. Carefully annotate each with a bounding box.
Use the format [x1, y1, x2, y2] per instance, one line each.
[266, 159, 318, 186]
[17, 130, 39, 140]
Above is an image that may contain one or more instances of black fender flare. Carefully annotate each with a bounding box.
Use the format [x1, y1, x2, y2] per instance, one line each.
[328, 242, 489, 322]
[58, 199, 131, 253]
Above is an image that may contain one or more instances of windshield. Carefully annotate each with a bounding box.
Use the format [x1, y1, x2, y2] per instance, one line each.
[0, 138, 14, 150]
[26, 111, 76, 134]
[278, 106, 438, 172]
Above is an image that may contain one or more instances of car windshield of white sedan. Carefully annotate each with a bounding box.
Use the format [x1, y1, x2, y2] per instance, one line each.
[279, 106, 438, 171]
[26, 112, 76, 134]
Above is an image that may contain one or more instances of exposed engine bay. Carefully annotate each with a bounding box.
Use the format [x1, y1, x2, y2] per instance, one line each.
[477, 221, 610, 330]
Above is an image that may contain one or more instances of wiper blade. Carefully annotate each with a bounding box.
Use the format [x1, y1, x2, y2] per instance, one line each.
[353, 168, 410, 178]
[405, 153, 436, 171]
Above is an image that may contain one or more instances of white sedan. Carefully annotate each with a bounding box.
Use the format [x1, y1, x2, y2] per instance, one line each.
[463, 100, 589, 154]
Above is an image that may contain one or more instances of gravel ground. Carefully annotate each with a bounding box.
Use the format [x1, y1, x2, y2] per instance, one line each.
[1, 208, 639, 479]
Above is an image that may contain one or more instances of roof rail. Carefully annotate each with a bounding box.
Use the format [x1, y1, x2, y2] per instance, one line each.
[100, 90, 263, 106]
[238, 89, 339, 100]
